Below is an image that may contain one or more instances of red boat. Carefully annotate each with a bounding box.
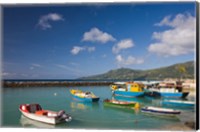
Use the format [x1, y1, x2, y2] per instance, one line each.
[19, 104, 72, 125]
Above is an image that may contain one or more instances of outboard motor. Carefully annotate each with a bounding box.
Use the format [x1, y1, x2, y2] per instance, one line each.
[57, 110, 72, 122]
[62, 114, 72, 122]
[57, 110, 65, 117]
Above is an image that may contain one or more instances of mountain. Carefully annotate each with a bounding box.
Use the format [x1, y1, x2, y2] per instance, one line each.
[79, 61, 195, 80]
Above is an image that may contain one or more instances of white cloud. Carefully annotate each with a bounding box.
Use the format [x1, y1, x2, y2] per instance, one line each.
[148, 13, 196, 57]
[102, 54, 107, 58]
[2, 72, 16, 77]
[55, 64, 73, 70]
[116, 54, 144, 67]
[112, 39, 134, 54]
[82, 27, 116, 43]
[70, 62, 79, 66]
[71, 46, 85, 55]
[32, 64, 42, 67]
[30, 67, 34, 70]
[30, 63, 42, 70]
[71, 46, 95, 55]
[87, 47, 96, 52]
[38, 13, 64, 30]
[55, 64, 83, 74]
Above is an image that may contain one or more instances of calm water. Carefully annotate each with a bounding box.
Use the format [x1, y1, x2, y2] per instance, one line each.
[2, 86, 196, 130]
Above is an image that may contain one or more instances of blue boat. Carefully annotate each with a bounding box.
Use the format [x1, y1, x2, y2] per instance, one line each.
[113, 91, 144, 97]
[162, 99, 195, 106]
[148, 81, 190, 98]
[146, 87, 189, 98]
[159, 92, 189, 98]
[70, 89, 100, 102]
[111, 82, 145, 98]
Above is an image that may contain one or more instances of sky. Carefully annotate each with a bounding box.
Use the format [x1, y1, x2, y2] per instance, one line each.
[2, 2, 196, 79]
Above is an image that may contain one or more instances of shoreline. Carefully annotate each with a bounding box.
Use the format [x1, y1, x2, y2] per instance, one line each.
[161, 121, 196, 131]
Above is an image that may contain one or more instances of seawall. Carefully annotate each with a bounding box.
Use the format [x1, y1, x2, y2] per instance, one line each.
[2, 81, 114, 88]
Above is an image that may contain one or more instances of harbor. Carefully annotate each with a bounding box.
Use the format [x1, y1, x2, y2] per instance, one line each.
[2, 80, 196, 130]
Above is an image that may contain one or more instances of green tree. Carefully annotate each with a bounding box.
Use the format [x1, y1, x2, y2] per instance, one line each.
[177, 65, 186, 80]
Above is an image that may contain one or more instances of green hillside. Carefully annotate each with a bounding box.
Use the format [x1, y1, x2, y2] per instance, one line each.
[79, 61, 195, 80]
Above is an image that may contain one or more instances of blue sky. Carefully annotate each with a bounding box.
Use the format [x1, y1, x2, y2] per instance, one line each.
[2, 2, 196, 79]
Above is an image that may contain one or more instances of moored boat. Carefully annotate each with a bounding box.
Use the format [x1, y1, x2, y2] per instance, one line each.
[19, 104, 72, 125]
[147, 81, 189, 98]
[162, 99, 195, 106]
[141, 106, 181, 116]
[112, 82, 145, 97]
[70, 89, 100, 102]
[104, 99, 140, 109]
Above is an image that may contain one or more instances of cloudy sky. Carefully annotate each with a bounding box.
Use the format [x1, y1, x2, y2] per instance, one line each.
[2, 2, 196, 79]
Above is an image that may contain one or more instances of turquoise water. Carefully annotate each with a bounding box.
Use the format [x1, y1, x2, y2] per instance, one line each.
[2, 86, 195, 130]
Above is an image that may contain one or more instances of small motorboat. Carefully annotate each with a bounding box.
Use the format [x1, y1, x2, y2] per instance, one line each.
[70, 89, 100, 102]
[162, 99, 195, 106]
[19, 104, 72, 125]
[141, 106, 181, 116]
[103, 99, 140, 109]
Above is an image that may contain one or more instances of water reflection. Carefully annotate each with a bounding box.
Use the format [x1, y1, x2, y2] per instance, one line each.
[143, 96, 195, 110]
[140, 112, 181, 121]
[112, 96, 146, 103]
[20, 115, 55, 128]
[70, 101, 95, 110]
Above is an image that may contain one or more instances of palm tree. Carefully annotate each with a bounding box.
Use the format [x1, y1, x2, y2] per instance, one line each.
[177, 65, 186, 81]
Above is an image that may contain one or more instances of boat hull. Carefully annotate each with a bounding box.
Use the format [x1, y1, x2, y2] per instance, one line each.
[104, 102, 136, 108]
[141, 107, 181, 116]
[144, 91, 161, 98]
[20, 110, 63, 125]
[163, 100, 195, 106]
[113, 91, 144, 97]
[72, 95, 100, 102]
[20, 115, 56, 128]
[160, 92, 189, 98]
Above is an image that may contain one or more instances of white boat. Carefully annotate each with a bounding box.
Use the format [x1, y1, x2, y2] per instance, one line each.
[141, 106, 181, 116]
[19, 104, 72, 125]
[20, 115, 55, 128]
[163, 100, 195, 106]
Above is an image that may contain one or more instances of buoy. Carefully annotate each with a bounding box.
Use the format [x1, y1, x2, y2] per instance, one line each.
[134, 103, 140, 109]
[54, 93, 57, 96]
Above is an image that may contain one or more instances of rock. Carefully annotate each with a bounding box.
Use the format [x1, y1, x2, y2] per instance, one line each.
[184, 121, 195, 129]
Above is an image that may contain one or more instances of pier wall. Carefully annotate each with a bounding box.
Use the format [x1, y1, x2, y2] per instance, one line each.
[2, 81, 114, 88]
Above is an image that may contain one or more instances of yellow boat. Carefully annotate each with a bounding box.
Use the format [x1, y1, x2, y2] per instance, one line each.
[111, 82, 144, 97]
[70, 89, 100, 102]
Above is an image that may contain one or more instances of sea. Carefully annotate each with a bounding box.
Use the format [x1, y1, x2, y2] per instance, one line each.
[1, 80, 196, 130]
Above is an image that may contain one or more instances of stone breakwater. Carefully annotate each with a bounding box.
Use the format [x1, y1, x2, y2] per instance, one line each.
[2, 81, 114, 88]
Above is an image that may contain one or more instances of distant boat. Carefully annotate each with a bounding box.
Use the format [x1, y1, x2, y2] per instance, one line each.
[147, 88, 189, 98]
[141, 106, 181, 116]
[163, 100, 195, 106]
[19, 104, 72, 125]
[146, 81, 189, 98]
[111, 82, 144, 97]
[103, 99, 140, 109]
[70, 89, 100, 102]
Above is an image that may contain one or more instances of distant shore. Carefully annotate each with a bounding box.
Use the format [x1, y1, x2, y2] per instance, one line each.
[2, 80, 114, 87]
